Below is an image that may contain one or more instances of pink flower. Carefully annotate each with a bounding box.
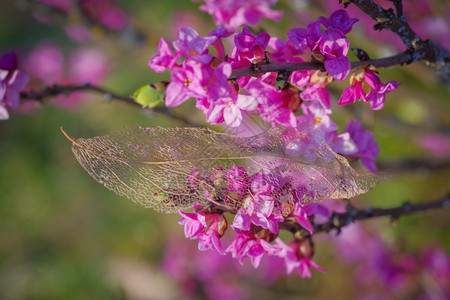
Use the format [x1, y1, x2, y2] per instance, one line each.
[275, 238, 326, 277]
[203, 62, 232, 101]
[291, 202, 330, 234]
[178, 208, 226, 254]
[173, 27, 216, 64]
[300, 82, 331, 108]
[233, 27, 270, 67]
[364, 72, 400, 110]
[24, 43, 64, 84]
[206, 94, 257, 127]
[69, 48, 108, 85]
[148, 38, 178, 73]
[179, 210, 208, 239]
[208, 26, 234, 60]
[268, 38, 304, 62]
[317, 28, 350, 81]
[344, 120, 380, 173]
[299, 101, 357, 155]
[319, 9, 359, 34]
[287, 20, 322, 51]
[338, 66, 400, 110]
[226, 230, 282, 268]
[165, 61, 206, 107]
[196, 0, 283, 31]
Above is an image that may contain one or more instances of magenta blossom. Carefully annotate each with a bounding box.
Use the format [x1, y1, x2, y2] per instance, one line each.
[232, 27, 270, 68]
[165, 61, 206, 107]
[195, 0, 284, 31]
[292, 202, 330, 234]
[319, 9, 359, 34]
[0, 52, 30, 120]
[148, 38, 178, 73]
[173, 27, 216, 64]
[317, 28, 350, 81]
[287, 20, 322, 51]
[344, 120, 380, 173]
[268, 37, 304, 63]
[226, 230, 282, 268]
[338, 66, 400, 110]
[206, 94, 258, 127]
[275, 238, 326, 277]
[299, 101, 357, 155]
[178, 207, 226, 254]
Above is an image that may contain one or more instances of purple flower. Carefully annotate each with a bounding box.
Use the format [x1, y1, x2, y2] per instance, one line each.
[300, 82, 331, 108]
[165, 61, 206, 107]
[208, 26, 234, 60]
[226, 230, 282, 268]
[319, 9, 359, 34]
[338, 66, 400, 110]
[364, 72, 400, 110]
[275, 238, 326, 277]
[206, 94, 258, 127]
[148, 38, 178, 72]
[179, 208, 226, 255]
[179, 209, 208, 239]
[268, 38, 304, 62]
[197, 219, 226, 254]
[245, 75, 298, 127]
[287, 20, 322, 51]
[203, 62, 232, 101]
[224, 165, 249, 194]
[24, 42, 64, 84]
[196, 0, 283, 31]
[299, 101, 357, 155]
[317, 28, 350, 81]
[231, 172, 286, 234]
[173, 27, 216, 64]
[0, 52, 30, 119]
[233, 27, 270, 66]
[344, 120, 380, 173]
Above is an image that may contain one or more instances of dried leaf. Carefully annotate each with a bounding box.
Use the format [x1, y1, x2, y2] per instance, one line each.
[62, 126, 382, 213]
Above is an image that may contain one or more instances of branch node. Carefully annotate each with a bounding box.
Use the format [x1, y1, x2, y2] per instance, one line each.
[402, 202, 412, 212]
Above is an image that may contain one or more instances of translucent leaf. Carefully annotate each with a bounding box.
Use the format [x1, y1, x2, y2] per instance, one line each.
[62, 126, 383, 213]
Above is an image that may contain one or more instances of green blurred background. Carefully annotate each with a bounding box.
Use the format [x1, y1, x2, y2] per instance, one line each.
[0, 0, 449, 299]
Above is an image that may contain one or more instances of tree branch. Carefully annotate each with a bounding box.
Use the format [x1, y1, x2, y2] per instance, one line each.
[20, 83, 197, 126]
[229, 51, 413, 79]
[346, 0, 449, 75]
[280, 195, 450, 237]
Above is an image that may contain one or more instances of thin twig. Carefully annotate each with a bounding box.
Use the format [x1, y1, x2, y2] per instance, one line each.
[280, 195, 450, 236]
[20, 83, 197, 126]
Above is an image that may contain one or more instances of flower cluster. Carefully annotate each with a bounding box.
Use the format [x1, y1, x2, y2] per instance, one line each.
[147, 9, 397, 174]
[0, 52, 29, 120]
[178, 161, 333, 277]
[288, 9, 358, 81]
